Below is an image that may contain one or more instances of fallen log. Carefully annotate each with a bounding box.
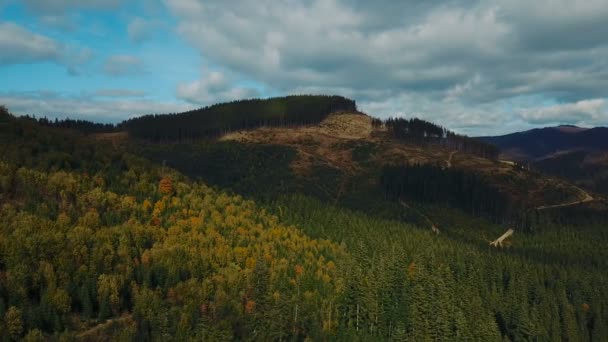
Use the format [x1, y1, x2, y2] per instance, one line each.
[490, 228, 513, 247]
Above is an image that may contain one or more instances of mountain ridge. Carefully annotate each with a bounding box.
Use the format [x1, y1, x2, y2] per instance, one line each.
[480, 124, 608, 194]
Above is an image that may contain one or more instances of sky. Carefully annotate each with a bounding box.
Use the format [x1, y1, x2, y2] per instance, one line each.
[1, 0, 607, 135]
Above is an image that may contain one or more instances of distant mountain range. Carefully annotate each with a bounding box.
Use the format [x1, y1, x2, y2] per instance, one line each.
[480, 125, 608, 160]
[480, 125, 608, 194]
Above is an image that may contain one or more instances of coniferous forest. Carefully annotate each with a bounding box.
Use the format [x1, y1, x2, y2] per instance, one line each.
[1, 104, 607, 341]
[122, 95, 356, 142]
[375, 117, 500, 160]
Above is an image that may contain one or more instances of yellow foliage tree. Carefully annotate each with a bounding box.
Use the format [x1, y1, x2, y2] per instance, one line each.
[5, 306, 23, 340]
[159, 177, 174, 195]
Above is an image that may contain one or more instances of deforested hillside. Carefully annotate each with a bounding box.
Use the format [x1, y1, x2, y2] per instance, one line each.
[139, 109, 599, 228]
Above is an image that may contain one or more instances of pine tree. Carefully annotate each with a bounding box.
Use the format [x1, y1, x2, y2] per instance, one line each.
[5, 306, 24, 340]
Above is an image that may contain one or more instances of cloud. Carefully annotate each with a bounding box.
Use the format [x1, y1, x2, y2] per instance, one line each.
[94, 89, 147, 97]
[0, 22, 62, 64]
[38, 14, 78, 31]
[20, 0, 126, 30]
[165, 0, 507, 92]
[164, 0, 608, 133]
[103, 55, 145, 76]
[128, 17, 156, 43]
[20, 0, 123, 14]
[0, 90, 191, 122]
[518, 99, 607, 125]
[0, 21, 91, 72]
[176, 70, 259, 105]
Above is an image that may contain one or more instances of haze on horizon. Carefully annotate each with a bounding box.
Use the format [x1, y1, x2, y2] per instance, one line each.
[1, 0, 607, 135]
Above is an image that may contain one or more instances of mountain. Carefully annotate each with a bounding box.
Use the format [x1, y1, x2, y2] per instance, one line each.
[480, 125, 608, 194]
[2, 101, 608, 340]
[480, 125, 608, 160]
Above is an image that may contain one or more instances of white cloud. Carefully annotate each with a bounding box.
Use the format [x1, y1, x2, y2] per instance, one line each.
[94, 89, 147, 97]
[0, 21, 91, 73]
[0, 22, 62, 64]
[21, 0, 124, 14]
[103, 55, 145, 76]
[176, 70, 259, 105]
[128, 17, 156, 43]
[20, 0, 126, 30]
[445, 74, 483, 100]
[518, 99, 607, 125]
[0, 90, 191, 122]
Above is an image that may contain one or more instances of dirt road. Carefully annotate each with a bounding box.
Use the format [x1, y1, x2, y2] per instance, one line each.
[536, 186, 594, 210]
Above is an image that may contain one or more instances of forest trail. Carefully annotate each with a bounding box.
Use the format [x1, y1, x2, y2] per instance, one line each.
[446, 150, 457, 168]
[536, 186, 594, 210]
[76, 315, 133, 340]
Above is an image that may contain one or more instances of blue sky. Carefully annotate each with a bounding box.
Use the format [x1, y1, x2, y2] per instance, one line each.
[1, 0, 607, 135]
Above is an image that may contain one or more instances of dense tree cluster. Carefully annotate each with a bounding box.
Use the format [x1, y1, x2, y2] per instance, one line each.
[1, 107, 607, 340]
[274, 195, 608, 341]
[0, 111, 347, 340]
[379, 117, 500, 159]
[123, 95, 357, 142]
[35, 117, 118, 135]
[0, 162, 347, 340]
[384, 117, 445, 140]
[381, 163, 524, 226]
[134, 142, 297, 198]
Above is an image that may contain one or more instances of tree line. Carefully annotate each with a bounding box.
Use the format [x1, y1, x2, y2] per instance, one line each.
[374, 117, 500, 159]
[8, 95, 357, 142]
[123, 95, 356, 142]
[34, 117, 118, 135]
[380, 163, 527, 227]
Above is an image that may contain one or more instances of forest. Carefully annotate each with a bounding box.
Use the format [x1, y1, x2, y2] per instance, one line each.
[0, 108, 346, 340]
[374, 117, 500, 159]
[381, 163, 521, 225]
[1, 106, 607, 340]
[122, 95, 356, 142]
[34, 117, 118, 135]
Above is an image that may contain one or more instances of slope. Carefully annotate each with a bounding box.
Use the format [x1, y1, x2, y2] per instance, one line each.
[2, 106, 608, 341]
[0, 109, 348, 340]
[216, 111, 593, 216]
[481, 125, 608, 194]
[479, 125, 608, 160]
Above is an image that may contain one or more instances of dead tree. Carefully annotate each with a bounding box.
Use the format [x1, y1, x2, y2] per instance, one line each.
[490, 228, 513, 247]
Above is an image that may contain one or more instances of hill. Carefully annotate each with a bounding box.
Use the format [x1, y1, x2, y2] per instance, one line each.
[121, 95, 356, 142]
[480, 125, 608, 160]
[131, 108, 602, 228]
[481, 126, 608, 194]
[2, 102, 608, 340]
[0, 106, 348, 340]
